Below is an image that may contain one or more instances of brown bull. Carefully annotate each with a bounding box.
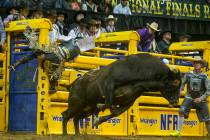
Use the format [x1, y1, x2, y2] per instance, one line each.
[62, 53, 182, 135]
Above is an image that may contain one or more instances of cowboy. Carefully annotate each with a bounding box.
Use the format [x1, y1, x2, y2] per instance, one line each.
[157, 31, 172, 54]
[137, 22, 159, 52]
[171, 58, 210, 136]
[9, 27, 81, 91]
[179, 33, 191, 42]
[105, 15, 117, 33]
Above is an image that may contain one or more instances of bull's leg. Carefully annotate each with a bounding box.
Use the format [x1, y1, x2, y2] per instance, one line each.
[62, 109, 73, 135]
[73, 117, 80, 135]
[62, 103, 82, 135]
[94, 103, 132, 126]
[103, 78, 114, 111]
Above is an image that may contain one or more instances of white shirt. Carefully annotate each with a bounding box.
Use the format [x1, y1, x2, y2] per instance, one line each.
[113, 3, 132, 15]
[68, 26, 89, 40]
[49, 24, 72, 44]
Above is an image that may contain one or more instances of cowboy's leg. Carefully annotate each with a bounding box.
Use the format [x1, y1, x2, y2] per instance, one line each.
[196, 101, 210, 136]
[10, 51, 38, 70]
[178, 98, 193, 131]
[171, 98, 193, 136]
[205, 121, 210, 136]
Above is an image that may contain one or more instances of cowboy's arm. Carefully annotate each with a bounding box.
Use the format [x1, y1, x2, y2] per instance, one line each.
[200, 78, 210, 101]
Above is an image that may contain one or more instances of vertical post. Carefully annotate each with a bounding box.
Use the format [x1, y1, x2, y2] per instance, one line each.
[128, 32, 139, 55]
[5, 32, 11, 132]
[202, 49, 210, 136]
[36, 28, 50, 135]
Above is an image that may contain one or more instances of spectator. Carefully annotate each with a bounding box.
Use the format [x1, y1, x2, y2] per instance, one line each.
[82, 0, 97, 12]
[98, 0, 113, 14]
[93, 16, 106, 33]
[4, 7, 20, 27]
[68, 18, 89, 39]
[69, 11, 86, 30]
[55, 12, 68, 36]
[0, 16, 6, 52]
[179, 33, 191, 42]
[31, 9, 43, 19]
[157, 31, 171, 54]
[54, 0, 70, 9]
[48, 10, 58, 44]
[136, 22, 159, 52]
[47, 10, 57, 24]
[113, 0, 131, 15]
[19, 7, 29, 20]
[49, 12, 71, 44]
[0, 0, 16, 7]
[87, 18, 100, 37]
[105, 15, 117, 32]
[69, 0, 81, 10]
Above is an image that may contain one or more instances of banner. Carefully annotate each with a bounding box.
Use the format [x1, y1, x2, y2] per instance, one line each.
[112, 0, 210, 20]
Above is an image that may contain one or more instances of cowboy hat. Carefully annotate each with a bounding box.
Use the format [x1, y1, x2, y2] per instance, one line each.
[147, 22, 160, 31]
[78, 18, 88, 27]
[193, 57, 207, 67]
[106, 15, 117, 21]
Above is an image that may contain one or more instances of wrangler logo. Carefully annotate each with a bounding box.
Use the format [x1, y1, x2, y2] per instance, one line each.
[140, 118, 157, 126]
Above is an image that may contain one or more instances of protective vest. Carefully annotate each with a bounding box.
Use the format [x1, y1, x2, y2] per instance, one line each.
[186, 71, 207, 98]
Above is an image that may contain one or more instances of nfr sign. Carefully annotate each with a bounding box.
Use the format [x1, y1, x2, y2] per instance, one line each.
[160, 114, 178, 130]
[160, 114, 198, 130]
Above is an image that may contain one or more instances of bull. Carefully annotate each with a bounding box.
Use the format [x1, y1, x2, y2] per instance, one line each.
[62, 53, 181, 135]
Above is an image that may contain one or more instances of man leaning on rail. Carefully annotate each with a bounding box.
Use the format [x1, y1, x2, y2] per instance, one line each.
[171, 58, 210, 137]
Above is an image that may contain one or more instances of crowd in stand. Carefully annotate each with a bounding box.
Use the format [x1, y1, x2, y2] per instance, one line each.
[0, 0, 131, 15]
[0, 0, 192, 55]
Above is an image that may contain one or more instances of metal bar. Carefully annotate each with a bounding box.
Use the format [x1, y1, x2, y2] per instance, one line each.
[14, 46, 30, 49]
[5, 18, 52, 32]
[95, 31, 139, 43]
[12, 51, 32, 55]
[138, 106, 196, 112]
[14, 40, 28, 44]
[9, 91, 37, 94]
[64, 62, 97, 69]
[138, 52, 197, 61]
[74, 56, 115, 66]
[137, 96, 184, 105]
[169, 41, 210, 51]
[49, 102, 68, 107]
[93, 47, 128, 54]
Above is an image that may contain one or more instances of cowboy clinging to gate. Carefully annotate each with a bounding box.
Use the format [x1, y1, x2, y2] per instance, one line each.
[9, 26, 96, 91]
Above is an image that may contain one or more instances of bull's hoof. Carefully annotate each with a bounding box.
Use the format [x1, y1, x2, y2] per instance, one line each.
[63, 131, 68, 136]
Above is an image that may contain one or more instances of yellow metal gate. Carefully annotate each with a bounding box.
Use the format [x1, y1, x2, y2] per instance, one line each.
[0, 52, 7, 131]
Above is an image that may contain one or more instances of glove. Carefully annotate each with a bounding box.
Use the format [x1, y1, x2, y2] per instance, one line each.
[9, 65, 15, 71]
